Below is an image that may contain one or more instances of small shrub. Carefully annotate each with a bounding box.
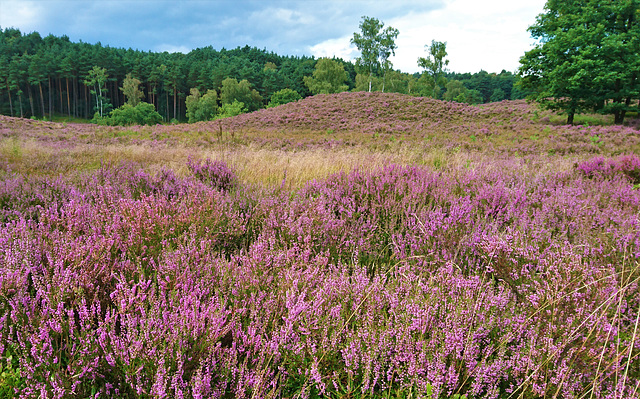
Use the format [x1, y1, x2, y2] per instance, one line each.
[186, 158, 237, 191]
[102, 102, 162, 126]
[215, 100, 247, 119]
[576, 154, 640, 184]
[268, 88, 301, 108]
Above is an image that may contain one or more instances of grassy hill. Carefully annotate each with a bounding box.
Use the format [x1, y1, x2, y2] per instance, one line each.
[2, 93, 639, 172]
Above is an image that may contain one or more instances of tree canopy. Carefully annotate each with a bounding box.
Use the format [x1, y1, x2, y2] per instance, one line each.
[351, 16, 399, 93]
[0, 29, 333, 121]
[268, 88, 301, 108]
[220, 78, 262, 112]
[0, 28, 525, 122]
[303, 58, 349, 95]
[519, 0, 640, 124]
[418, 40, 449, 99]
[121, 73, 144, 106]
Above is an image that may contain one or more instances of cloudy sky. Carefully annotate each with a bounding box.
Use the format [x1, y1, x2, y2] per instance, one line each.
[0, 0, 547, 74]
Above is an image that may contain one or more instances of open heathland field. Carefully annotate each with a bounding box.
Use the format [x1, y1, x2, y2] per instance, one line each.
[1, 92, 640, 398]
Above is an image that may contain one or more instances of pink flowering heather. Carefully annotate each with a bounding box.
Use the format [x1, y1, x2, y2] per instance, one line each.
[186, 158, 238, 191]
[1, 94, 640, 398]
[0, 157, 637, 398]
[576, 154, 640, 184]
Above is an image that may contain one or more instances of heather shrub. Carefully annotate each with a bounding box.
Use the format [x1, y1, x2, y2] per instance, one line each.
[2, 160, 640, 397]
[576, 154, 640, 184]
[186, 158, 237, 191]
[2, 93, 640, 397]
[0, 175, 72, 222]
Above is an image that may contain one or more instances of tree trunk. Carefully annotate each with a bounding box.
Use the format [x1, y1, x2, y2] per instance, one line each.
[7, 83, 13, 117]
[28, 86, 35, 117]
[85, 85, 89, 119]
[39, 82, 45, 118]
[98, 84, 103, 117]
[48, 77, 52, 120]
[58, 78, 63, 115]
[614, 111, 625, 124]
[567, 110, 575, 125]
[66, 78, 71, 118]
[18, 92, 23, 118]
[173, 88, 177, 120]
[73, 77, 78, 118]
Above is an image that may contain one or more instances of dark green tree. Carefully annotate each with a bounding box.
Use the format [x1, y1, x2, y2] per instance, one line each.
[9, 55, 25, 118]
[519, 0, 640, 124]
[0, 55, 12, 116]
[28, 51, 47, 118]
[490, 88, 506, 102]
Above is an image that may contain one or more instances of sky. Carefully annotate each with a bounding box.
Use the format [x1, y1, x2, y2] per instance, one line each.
[0, 0, 547, 74]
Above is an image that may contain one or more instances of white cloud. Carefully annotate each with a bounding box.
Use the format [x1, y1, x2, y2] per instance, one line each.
[155, 44, 191, 54]
[271, 8, 316, 25]
[0, 0, 44, 31]
[308, 0, 546, 74]
[309, 37, 358, 61]
[1, 0, 546, 74]
[390, 0, 547, 73]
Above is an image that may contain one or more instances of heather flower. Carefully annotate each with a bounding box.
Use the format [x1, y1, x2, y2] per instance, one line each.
[186, 157, 237, 191]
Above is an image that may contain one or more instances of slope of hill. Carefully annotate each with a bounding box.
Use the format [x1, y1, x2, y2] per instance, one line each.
[214, 91, 535, 135]
[1, 92, 639, 160]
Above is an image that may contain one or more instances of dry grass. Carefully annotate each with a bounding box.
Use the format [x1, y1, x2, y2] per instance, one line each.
[1, 95, 638, 188]
[0, 134, 584, 192]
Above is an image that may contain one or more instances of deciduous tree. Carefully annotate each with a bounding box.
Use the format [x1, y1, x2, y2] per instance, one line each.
[85, 66, 110, 117]
[519, 0, 640, 124]
[351, 16, 399, 93]
[220, 78, 262, 112]
[418, 40, 449, 99]
[303, 58, 349, 95]
[268, 88, 301, 108]
[120, 73, 144, 106]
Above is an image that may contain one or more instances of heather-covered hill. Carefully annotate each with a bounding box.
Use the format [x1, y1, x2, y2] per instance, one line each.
[212, 92, 534, 135]
[1, 92, 640, 162]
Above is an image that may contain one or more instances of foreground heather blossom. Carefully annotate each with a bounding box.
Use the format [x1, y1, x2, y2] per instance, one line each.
[1, 155, 639, 398]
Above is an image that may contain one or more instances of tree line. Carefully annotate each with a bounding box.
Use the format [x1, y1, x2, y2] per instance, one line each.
[0, 27, 525, 123]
